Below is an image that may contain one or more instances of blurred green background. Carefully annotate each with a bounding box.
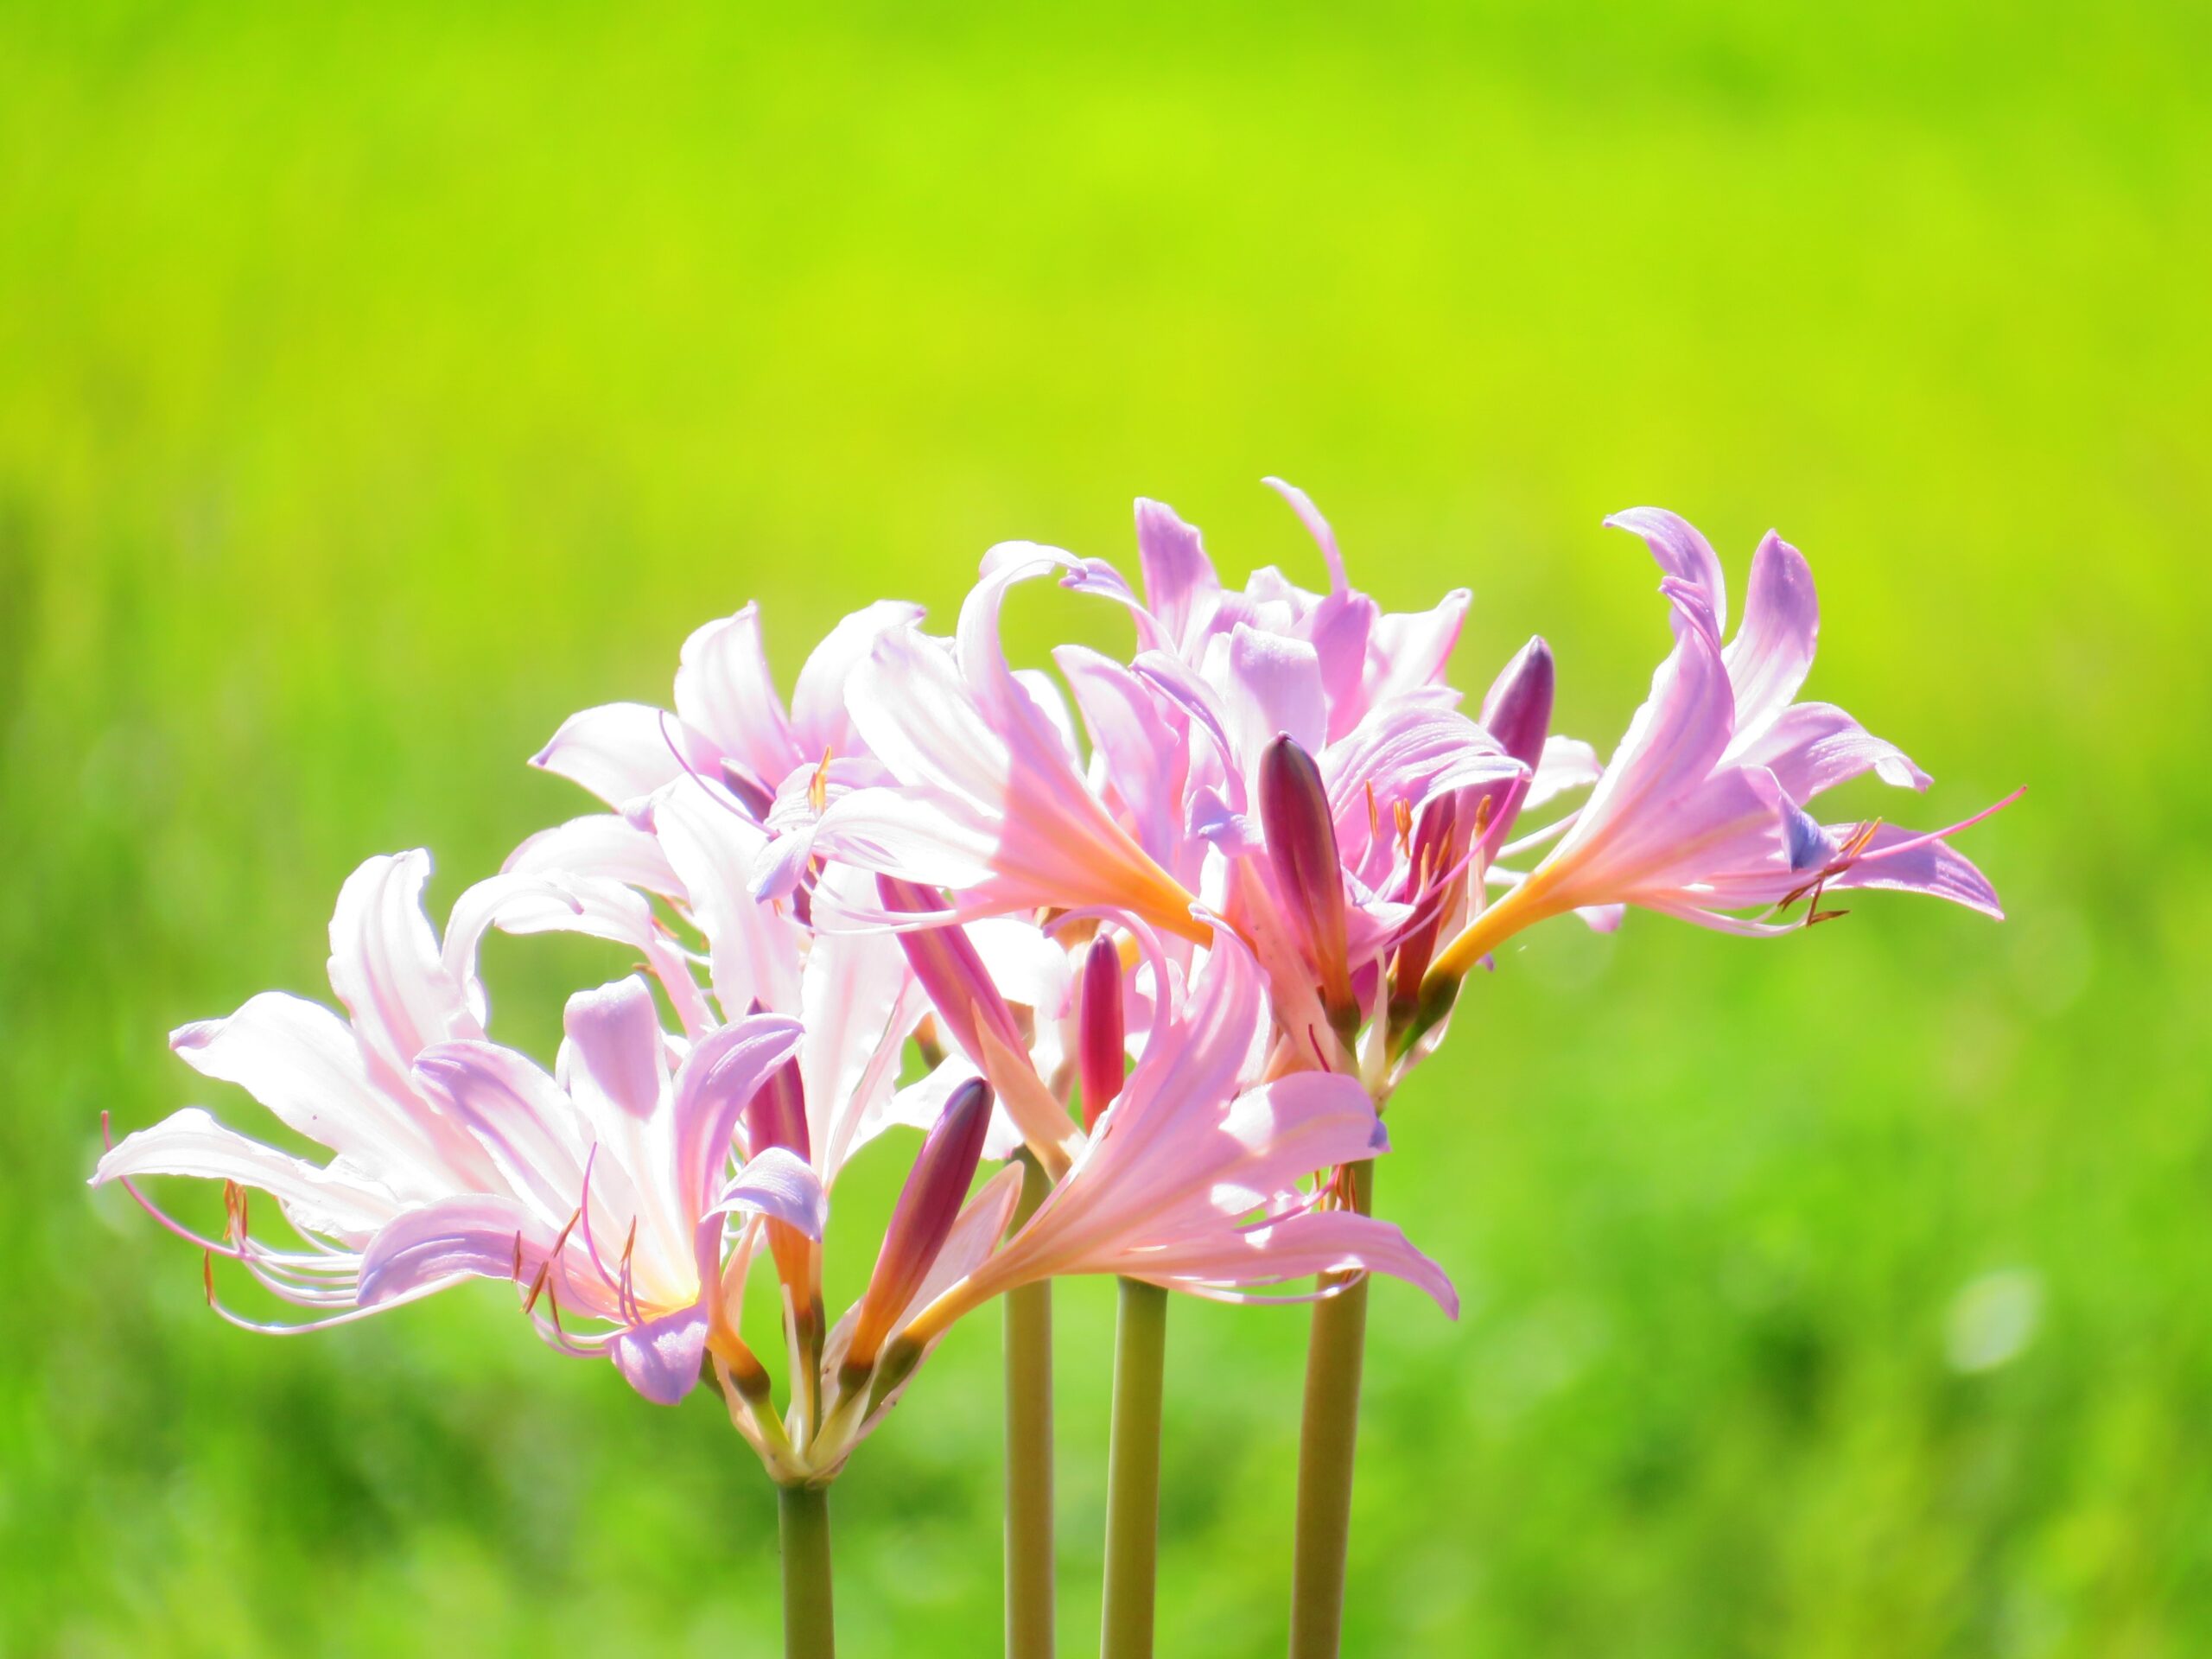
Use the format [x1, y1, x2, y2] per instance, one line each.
[3, 3, 2204, 1654]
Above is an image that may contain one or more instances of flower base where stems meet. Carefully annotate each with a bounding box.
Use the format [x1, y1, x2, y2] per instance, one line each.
[1287, 1158, 1374, 1659]
[778, 1483, 836, 1659]
[1101, 1275, 1169, 1659]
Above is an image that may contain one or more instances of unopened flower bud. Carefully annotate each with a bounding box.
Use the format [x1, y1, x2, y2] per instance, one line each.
[1077, 934, 1126, 1131]
[843, 1077, 995, 1380]
[746, 1052, 810, 1161]
[1257, 734, 1357, 1039]
[1479, 637, 1554, 773]
[879, 877, 1030, 1068]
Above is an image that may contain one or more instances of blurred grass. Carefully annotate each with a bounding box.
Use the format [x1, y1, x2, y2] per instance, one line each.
[2, 1, 2207, 1654]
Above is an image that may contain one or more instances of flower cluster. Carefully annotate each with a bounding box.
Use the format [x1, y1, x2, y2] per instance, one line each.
[93, 484, 2008, 1500]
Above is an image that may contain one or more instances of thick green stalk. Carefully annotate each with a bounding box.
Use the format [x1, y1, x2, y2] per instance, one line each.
[1287, 1159, 1374, 1659]
[1004, 1153, 1057, 1659]
[778, 1483, 836, 1659]
[1100, 1275, 1169, 1659]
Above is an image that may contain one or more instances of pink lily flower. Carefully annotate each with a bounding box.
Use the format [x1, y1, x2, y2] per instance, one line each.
[888, 930, 1457, 1348]
[809, 547, 1212, 942]
[1423, 511, 2016, 999]
[91, 852, 821, 1406]
[514, 598, 924, 900]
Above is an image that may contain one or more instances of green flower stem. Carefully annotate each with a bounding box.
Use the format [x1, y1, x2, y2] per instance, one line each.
[1004, 1152, 1057, 1659]
[1287, 1158, 1374, 1659]
[777, 1482, 836, 1659]
[1100, 1275, 1170, 1659]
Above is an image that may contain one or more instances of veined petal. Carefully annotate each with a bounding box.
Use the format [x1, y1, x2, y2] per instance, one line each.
[1557, 624, 1736, 873]
[791, 599, 927, 758]
[1728, 700, 1930, 801]
[1823, 821, 2006, 919]
[169, 992, 444, 1192]
[444, 869, 710, 1039]
[847, 623, 1011, 804]
[1308, 589, 1380, 741]
[1262, 476, 1350, 593]
[1056, 644, 1192, 874]
[799, 868, 926, 1179]
[327, 851, 476, 1084]
[671, 1014, 805, 1215]
[1134, 496, 1222, 653]
[410, 1040, 590, 1224]
[1362, 588, 1471, 711]
[93, 1107, 402, 1241]
[355, 1193, 551, 1306]
[610, 1303, 712, 1405]
[645, 778, 804, 1017]
[1123, 1208, 1458, 1315]
[808, 785, 1003, 897]
[712, 1146, 829, 1240]
[1605, 507, 1729, 643]
[562, 977, 669, 1127]
[1723, 531, 1820, 737]
[533, 702, 718, 808]
[502, 813, 683, 896]
[672, 605, 803, 791]
[1216, 624, 1327, 763]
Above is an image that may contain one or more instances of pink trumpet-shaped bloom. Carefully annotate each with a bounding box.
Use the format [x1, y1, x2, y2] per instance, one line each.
[1426, 512, 2013, 989]
[92, 852, 822, 1407]
[810, 547, 1211, 943]
[515, 599, 923, 912]
[894, 933, 1457, 1344]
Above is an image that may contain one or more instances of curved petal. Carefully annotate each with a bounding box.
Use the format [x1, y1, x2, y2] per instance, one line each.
[410, 1040, 588, 1224]
[169, 992, 441, 1187]
[357, 1193, 545, 1306]
[1125, 1208, 1458, 1315]
[1722, 531, 1820, 736]
[1605, 507, 1728, 643]
[672, 606, 801, 790]
[1262, 476, 1350, 593]
[502, 813, 683, 896]
[671, 1014, 805, 1214]
[712, 1147, 830, 1241]
[444, 870, 710, 1039]
[791, 599, 927, 757]
[610, 1303, 711, 1405]
[92, 1107, 402, 1240]
[327, 851, 475, 1083]
[533, 702, 717, 808]
[562, 977, 669, 1127]
[1557, 625, 1735, 873]
[1134, 496, 1222, 653]
[1217, 624, 1327, 762]
[645, 778, 804, 1017]
[1728, 700, 1930, 801]
[1363, 589, 1471, 710]
[1826, 821, 2005, 919]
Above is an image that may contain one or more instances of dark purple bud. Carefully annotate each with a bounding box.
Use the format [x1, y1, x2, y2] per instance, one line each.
[845, 1077, 995, 1375]
[879, 876, 1030, 1069]
[745, 1053, 810, 1162]
[1077, 934, 1126, 1132]
[1480, 637, 1554, 773]
[1257, 734, 1357, 1035]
